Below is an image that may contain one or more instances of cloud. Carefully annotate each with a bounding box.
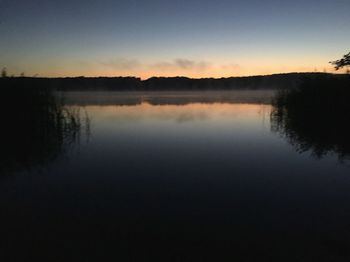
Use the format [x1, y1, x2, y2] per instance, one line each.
[99, 57, 210, 72]
[96, 57, 240, 77]
[175, 59, 210, 70]
[153, 59, 211, 71]
[221, 63, 241, 70]
[100, 58, 140, 70]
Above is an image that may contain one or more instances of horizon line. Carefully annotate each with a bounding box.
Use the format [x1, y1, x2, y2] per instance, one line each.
[2, 71, 347, 81]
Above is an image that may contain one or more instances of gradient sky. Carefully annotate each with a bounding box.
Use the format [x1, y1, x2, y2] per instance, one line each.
[0, 0, 349, 78]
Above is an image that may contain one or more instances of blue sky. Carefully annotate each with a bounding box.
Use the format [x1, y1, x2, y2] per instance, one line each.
[0, 0, 349, 78]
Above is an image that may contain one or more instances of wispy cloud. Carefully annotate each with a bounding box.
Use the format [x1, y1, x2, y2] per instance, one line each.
[153, 59, 211, 71]
[95, 57, 241, 77]
[98, 57, 212, 72]
[221, 63, 241, 70]
[100, 58, 140, 70]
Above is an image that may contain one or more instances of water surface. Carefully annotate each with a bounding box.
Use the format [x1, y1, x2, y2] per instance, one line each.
[1, 90, 349, 261]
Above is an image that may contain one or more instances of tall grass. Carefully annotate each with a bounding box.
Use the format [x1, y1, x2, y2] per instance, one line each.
[0, 80, 88, 174]
[271, 75, 350, 160]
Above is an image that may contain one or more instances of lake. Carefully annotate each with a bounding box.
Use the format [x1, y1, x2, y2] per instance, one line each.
[1, 90, 350, 261]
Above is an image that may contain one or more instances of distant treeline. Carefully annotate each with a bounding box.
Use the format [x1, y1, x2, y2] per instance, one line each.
[1, 73, 348, 91]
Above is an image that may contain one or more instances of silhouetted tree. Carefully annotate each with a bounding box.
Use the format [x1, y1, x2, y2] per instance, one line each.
[330, 52, 350, 70]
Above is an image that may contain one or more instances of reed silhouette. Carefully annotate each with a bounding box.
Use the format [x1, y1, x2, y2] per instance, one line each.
[271, 75, 350, 160]
[0, 80, 87, 174]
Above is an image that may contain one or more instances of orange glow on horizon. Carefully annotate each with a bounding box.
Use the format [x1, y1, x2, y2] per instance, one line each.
[38, 65, 340, 80]
[9, 56, 344, 79]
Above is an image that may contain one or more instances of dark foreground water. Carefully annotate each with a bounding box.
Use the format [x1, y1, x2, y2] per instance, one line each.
[1, 90, 350, 261]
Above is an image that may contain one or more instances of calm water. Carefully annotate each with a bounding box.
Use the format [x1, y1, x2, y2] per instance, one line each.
[1, 90, 350, 261]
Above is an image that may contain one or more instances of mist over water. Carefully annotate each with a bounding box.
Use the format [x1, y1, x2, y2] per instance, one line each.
[1, 90, 350, 261]
[2, 0, 350, 259]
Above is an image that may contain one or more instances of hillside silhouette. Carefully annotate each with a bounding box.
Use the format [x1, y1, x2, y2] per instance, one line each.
[1, 73, 348, 91]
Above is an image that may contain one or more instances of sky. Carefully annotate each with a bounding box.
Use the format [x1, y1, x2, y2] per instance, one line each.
[0, 0, 349, 78]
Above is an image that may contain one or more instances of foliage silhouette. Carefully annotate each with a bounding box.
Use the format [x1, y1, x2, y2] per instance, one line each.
[0, 73, 344, 91]
[0, 80, 87, 174]
[271, 75, 350, 161]
[330, 52, 350, 70]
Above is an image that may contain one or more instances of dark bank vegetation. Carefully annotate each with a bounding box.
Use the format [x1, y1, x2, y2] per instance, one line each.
[271, 75, 350, 160]
[0, 80, 87, 174]
[1, 73, 347, 91]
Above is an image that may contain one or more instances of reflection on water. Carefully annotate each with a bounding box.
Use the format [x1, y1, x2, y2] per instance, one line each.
[84, 102, 270, 124]
[0, 87, 88, 174]
[271, 78, 350, 161]
[1, 90, 350, 261]
[61, 90, 275, 106]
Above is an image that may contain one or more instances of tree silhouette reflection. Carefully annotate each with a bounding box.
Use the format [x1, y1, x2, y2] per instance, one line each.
[271, 76, 350, 161]
[0, 81, 88, 174]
